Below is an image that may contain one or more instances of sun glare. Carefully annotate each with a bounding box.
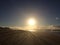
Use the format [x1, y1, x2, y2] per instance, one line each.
[27, 18, 37, 32]
[28, 30, 36, 32]
[28, 18, 36, 26]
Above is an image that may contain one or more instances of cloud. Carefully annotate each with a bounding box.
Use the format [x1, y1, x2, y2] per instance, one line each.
[9, 26, 24, 30]
[0, 25, 60, 30]
[0, 26, 24, 30]
[35, 25, 60, 30]
[45, 25, 60, 30]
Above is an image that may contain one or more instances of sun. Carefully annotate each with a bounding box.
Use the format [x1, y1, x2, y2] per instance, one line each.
[28, 18, 36, 26]
[26, 18, 37, 32]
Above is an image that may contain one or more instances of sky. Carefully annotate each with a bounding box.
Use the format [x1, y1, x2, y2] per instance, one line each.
[0, 0, 60, 27]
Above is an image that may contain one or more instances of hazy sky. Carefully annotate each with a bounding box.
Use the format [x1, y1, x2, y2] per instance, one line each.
[0, 0, 60, 27]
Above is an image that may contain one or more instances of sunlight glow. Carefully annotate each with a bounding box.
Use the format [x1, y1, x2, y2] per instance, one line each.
[28, 18, 36, 26]
[27, 18, 37, 32]
[28, 30, 36, 32]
